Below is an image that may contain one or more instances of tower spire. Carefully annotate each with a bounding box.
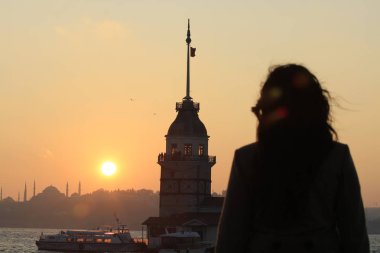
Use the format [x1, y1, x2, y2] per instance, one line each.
[33, 180, 36, 198]
[24, 182, 27, 202]
[184, 19, 192, 100]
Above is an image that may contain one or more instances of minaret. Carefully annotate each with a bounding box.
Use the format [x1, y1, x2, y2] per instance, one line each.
[23, 182, 27, 202]
[18, 192, 20, 203]
[78, 181, 81, 196]
[33, 180, 36, 198]
[66, 182, 69, 197]
[158, 20, 216, 217]
[0, 186, 2, 201]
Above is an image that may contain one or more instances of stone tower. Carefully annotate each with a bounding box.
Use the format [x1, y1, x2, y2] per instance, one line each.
[158, 20, 216, 217]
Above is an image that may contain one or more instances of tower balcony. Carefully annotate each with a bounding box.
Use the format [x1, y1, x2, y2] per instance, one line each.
[158, 152, 216, 165]
[176, 101, 199, 112]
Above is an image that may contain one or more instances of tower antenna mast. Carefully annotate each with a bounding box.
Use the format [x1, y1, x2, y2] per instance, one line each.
[184, 19, 192, 100]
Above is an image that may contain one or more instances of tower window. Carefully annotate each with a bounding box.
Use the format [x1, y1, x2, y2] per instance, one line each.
[171, 144, 178, 156]
[198, 144, 204, 156]
[184, 144, 192, 156]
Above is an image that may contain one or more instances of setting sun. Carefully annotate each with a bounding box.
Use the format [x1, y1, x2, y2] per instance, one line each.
[101, 161, 117, 176]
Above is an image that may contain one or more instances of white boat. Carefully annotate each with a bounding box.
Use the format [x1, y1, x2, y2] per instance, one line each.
[36, 225, 147, 252]
[158, 231, 214, 253]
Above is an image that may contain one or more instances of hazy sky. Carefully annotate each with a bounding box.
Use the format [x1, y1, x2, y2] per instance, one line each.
[0, 1, 379, 206]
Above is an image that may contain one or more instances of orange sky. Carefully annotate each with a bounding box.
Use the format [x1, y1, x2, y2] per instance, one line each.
[0, 1, 379, 206]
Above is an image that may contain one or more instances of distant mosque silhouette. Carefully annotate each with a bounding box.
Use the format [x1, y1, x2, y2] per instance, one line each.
[143, 20, 223, 248]
[66, 181, 82, 197]
[3, 180, 82, 202]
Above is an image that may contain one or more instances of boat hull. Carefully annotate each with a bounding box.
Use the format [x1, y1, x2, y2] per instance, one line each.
[36, 240, 146, 252]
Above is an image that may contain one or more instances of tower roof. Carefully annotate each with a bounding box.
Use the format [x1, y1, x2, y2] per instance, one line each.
[167, 20, 207, 138]
[167, 100, 207, 137]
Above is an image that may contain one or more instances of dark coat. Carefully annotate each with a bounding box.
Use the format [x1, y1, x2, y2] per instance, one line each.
[215, 142, 369, 253]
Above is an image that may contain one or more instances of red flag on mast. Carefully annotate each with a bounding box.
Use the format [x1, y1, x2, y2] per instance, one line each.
[190, 47, 196, 57]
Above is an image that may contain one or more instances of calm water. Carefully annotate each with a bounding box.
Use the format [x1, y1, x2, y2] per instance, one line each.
[0, 227, 379, 252]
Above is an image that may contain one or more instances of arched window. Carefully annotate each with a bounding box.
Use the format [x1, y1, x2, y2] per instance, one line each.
[184, 144, 192, 156]
[198, 144, 204, 156]
[171, 144, 178, 155]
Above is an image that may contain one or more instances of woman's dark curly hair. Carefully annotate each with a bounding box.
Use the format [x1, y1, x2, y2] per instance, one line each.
[251, 64, 337, 227]
[252, 64, 337, 140]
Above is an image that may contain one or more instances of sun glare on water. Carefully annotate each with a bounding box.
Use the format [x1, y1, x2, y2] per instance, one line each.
[101, 161, 117, 176]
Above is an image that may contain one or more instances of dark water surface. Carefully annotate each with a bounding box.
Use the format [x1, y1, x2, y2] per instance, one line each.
[0, 228, 379, 252]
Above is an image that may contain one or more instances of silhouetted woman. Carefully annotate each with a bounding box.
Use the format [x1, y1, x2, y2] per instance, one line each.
[215, 64, 369, 253]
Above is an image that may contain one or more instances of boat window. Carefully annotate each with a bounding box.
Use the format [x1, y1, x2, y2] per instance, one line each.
[85, 238, 93, 242]
[96, 238, 103, 243]
[76, 238, 84, 242]
[104, 239, 112, 243]
[66, 238, 73, 242]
